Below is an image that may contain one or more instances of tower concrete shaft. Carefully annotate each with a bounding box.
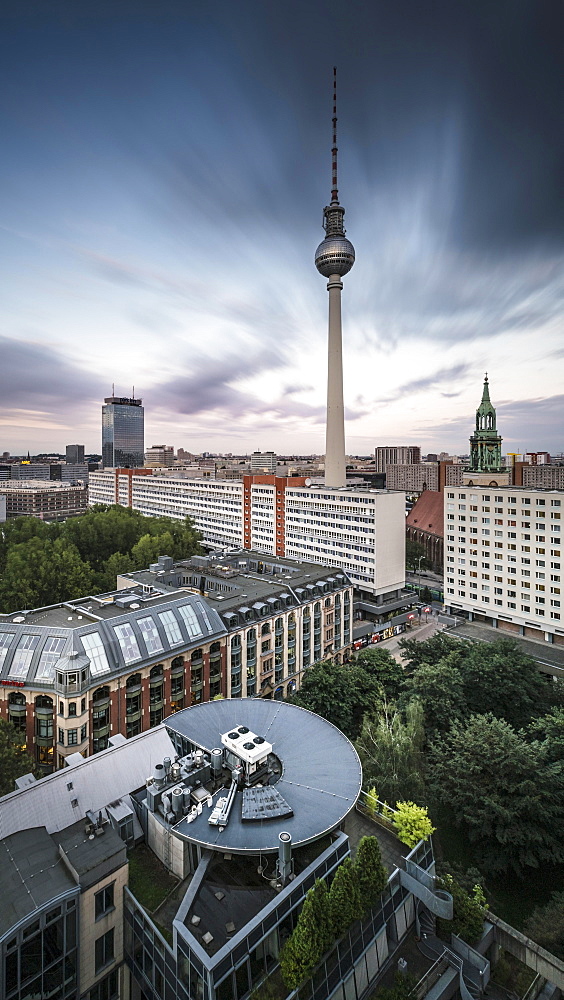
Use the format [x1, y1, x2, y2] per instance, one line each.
[325, 274, 346, 487]
[314, 67, 355, 490]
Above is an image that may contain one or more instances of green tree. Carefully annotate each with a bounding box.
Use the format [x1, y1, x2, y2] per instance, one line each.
[356, 700, 426, 804]
[0, 537, 93, 612]
[0, 720, 39, 796]
[131, 531, 176, 570]
[279, 878, 333, 989]
[399, 635, 559, 731]
[400, 655, 465, 739]
[406, 539, 430, 572]
[392, 801, 435, 848]
[290, 660, 382, 740]
[436, 873, 487, 945]
[527, 707, 564, 760]
[354, 836, 388, 912]
[428, 714, 564, 874]
[398, 633, 462, 673]
[524, 891, 564, 960]
[328, 857, 364, 937]
[0, 516, 52, 571]
[94, 551, 135, 593]
[375, 973, 418, 1000]
[355, 647, 405, 701]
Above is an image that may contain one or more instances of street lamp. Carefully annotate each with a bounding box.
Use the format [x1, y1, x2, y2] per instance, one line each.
[417, 554, 425, 603]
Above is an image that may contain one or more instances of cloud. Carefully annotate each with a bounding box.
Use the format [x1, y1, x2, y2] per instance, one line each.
[0, 335, 104, 411]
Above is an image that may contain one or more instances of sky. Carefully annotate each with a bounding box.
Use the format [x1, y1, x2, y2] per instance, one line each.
[1, 0, 563, 458]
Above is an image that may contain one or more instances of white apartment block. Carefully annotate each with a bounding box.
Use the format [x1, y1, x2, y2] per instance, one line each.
[89, 471, 405, 598]
[444, 486, 563, 645]
[284, 485, 405, 594]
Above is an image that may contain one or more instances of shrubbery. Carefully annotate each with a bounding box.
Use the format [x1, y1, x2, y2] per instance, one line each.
[280, 837, 388, 990]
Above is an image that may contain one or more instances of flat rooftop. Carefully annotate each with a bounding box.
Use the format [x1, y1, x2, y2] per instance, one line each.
[166, 700, 362, 854]
[185, 837, 336, 956]
[121, 550, 350, 618]
[0, 827, 77, 937]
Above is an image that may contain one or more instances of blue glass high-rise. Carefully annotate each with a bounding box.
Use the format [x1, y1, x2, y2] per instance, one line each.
[102, 396, 144, 468]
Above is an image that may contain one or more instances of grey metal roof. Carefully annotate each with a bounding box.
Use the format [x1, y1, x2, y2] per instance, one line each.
[0, 827, 77, 938]
[166, 700, 362, 854]
[0, 591, 227, 687]
[0, 726, 176, 840]
[119, 550, 352, 632]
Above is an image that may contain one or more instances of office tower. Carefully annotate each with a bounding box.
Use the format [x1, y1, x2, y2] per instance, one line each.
[315, 68, 355, 488]
[145, 444, 174, 468]
[250, 450, 277, 473]
[66, 443, 85, 464]
[375, 446, 421, 474]
[102, 395, 144, 469]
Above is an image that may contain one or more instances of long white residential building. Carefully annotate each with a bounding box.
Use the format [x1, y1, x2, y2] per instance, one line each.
[444, 485, 563, 645]
[89, 469, 406, 598]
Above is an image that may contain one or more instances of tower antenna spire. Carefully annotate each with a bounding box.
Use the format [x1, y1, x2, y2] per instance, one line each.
[331, 66, 339, 205]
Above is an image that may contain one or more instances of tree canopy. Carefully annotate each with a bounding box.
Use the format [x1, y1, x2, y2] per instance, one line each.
[0, 505, 201, 612]
[355, 700, 426, 804]
[428, 713, 564, 874]
[400, 635, 559, 733]
[355, 646, 405, 702]
[524, 891, 564, 960]
[289, 659, 383, 740]
[0, 720, 39, 796]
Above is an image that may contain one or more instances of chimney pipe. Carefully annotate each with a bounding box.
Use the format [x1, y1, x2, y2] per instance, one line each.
[277, 831, 292, 885]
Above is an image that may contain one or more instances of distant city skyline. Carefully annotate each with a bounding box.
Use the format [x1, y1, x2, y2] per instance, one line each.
[1, 2, 563, 456]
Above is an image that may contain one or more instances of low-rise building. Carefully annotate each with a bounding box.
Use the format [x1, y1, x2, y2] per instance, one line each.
[0, 552, 353, 773]
[0, 479, 88, 520]
[118, 550, 353, 700]
[0, 703, 458, 1000]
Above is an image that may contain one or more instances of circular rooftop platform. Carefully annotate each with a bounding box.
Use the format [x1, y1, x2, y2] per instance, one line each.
[165, 699, 362, 854]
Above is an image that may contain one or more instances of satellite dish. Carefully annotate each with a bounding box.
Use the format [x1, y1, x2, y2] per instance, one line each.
[305, 478, 312, 487]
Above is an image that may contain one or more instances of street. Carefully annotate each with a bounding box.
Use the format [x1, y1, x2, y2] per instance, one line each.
[375, 614, 445, 663]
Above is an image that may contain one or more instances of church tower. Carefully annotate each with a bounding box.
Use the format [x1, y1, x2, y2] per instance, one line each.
[469, 374, 502, 473]
[464, 375, 509, 486]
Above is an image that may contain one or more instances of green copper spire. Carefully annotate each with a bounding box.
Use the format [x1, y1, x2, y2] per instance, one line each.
[469, 374, 503, 472]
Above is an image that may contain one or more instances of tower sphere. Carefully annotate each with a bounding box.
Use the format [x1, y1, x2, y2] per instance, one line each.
[315, 235, 355, 277]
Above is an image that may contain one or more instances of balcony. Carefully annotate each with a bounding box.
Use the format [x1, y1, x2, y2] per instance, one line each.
[92, 722, 110, 739]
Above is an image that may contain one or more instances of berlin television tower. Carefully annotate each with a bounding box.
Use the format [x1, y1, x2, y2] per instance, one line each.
[315, 67, 355, 489]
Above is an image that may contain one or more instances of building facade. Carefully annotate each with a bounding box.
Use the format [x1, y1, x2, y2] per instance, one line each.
[375, 446, 421, 474]
[102, 396, 144, 469]
[66, 444, 85, 464]
[0, 706, 459, 1000]
[0, 480, 88, 520]
[0, 552, 353, 773]
[89, 471, 405, 599]
[145, 445, 175, 468]
[118, 550, 353, 700]
[385, 463, 439, 492]
[444, 486, 563, 644]
[250, 450, 277, 473]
